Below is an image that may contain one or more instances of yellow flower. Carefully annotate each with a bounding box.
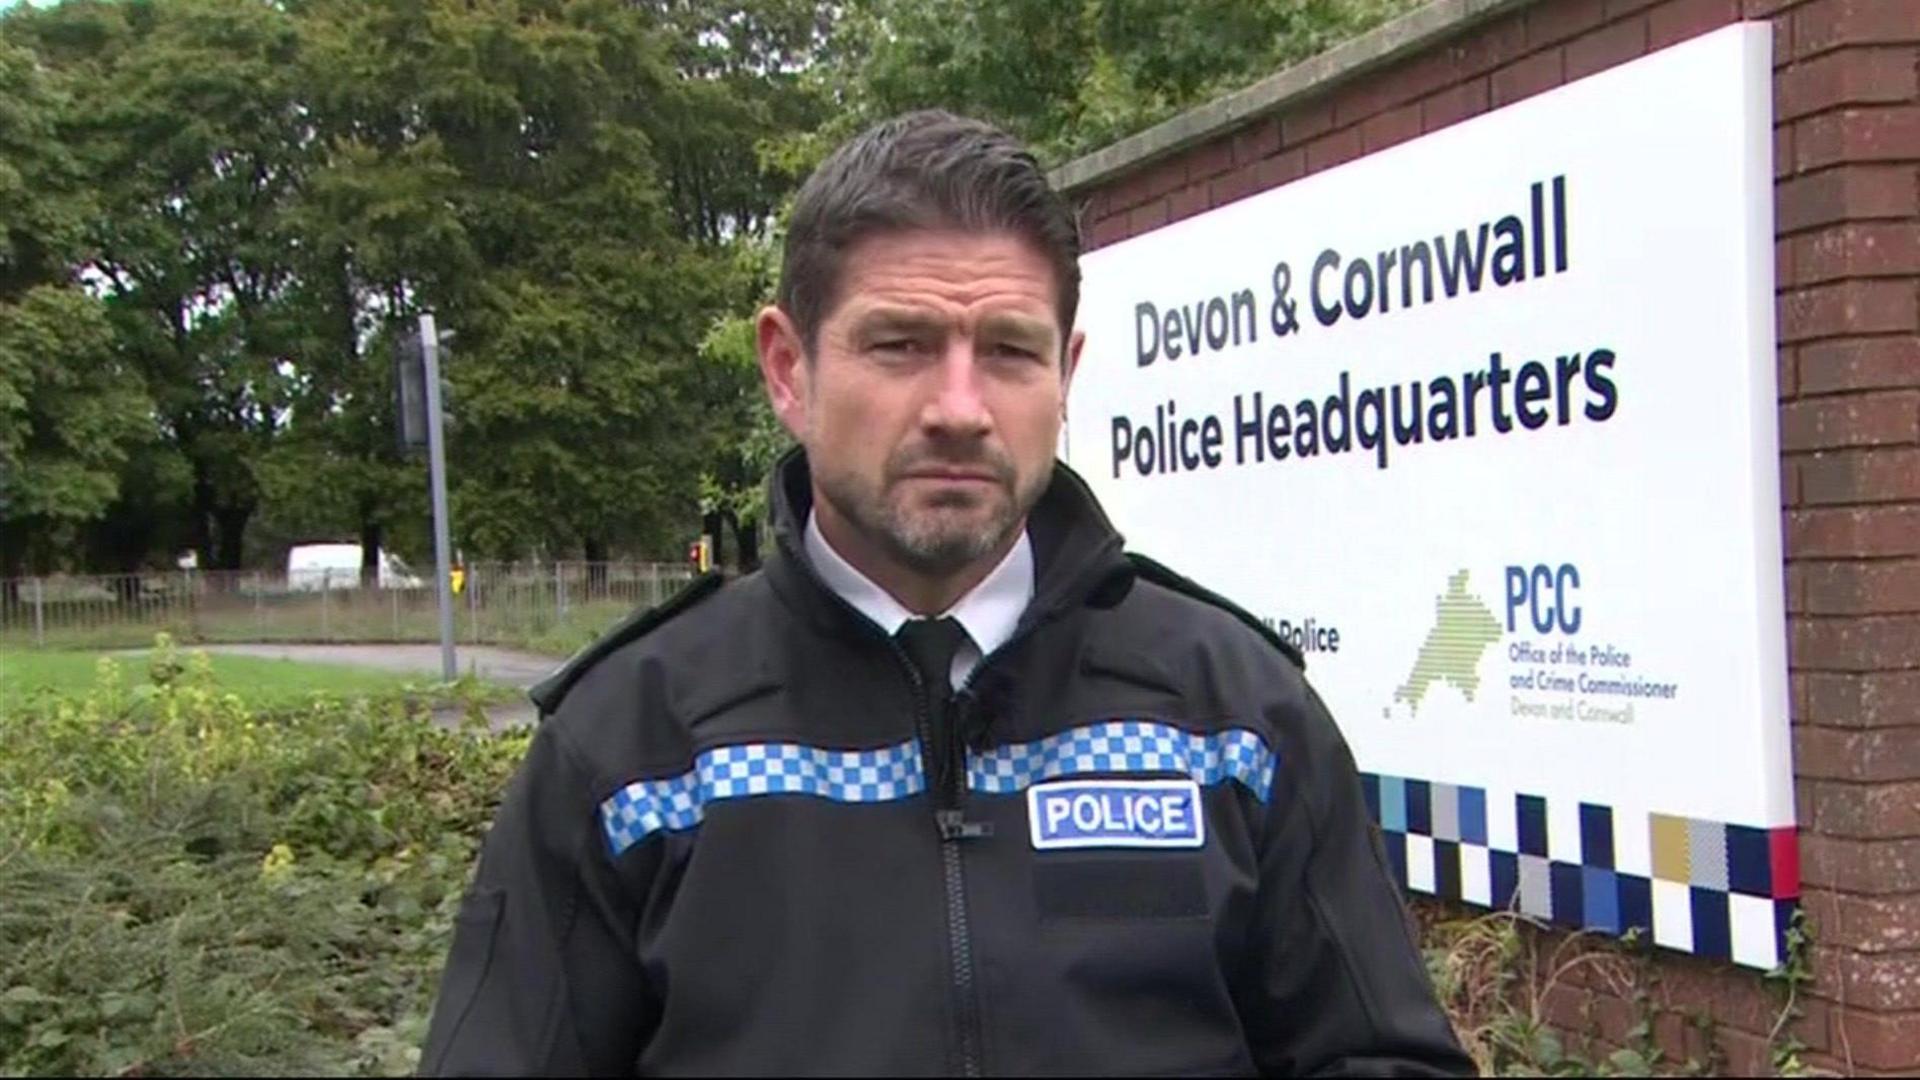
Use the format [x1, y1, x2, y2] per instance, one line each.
[260, 842, 297, 883]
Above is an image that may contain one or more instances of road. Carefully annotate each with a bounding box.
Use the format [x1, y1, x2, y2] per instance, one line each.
[195, 642, 560, 730]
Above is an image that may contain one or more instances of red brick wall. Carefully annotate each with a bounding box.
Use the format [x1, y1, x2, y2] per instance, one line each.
[1072, 0, 1920, 1073]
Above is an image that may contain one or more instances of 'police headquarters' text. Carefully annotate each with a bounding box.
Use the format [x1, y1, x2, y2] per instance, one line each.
[1110, 177, 1621, 480]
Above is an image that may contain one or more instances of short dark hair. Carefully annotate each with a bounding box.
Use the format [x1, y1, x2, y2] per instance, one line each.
[777, 110, 1081, 352]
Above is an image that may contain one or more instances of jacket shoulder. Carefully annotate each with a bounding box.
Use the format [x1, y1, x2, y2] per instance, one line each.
[528, 571, 728, 715]
[1123, 553, 1305, 670]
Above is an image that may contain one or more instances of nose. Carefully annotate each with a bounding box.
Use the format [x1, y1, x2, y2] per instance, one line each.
[921, 339, 993, 439]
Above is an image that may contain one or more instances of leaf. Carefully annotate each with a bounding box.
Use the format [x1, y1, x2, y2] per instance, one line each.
[1608, 1047, 1650, 1074]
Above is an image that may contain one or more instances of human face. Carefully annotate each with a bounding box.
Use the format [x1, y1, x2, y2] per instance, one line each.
[759, 229, 1083, 581]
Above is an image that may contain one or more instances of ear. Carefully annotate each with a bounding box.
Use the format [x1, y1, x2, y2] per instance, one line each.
[757, 305, 811, 441]
[1060, 327, 1085, 417]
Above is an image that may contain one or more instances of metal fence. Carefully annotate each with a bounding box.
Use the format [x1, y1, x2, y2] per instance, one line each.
[0, 561, 697, 651]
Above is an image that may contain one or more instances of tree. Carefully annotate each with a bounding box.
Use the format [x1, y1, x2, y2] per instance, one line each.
[0, 30, 154, 584]
[12, 0, 315, 574]
[786, 0, 1427, 166]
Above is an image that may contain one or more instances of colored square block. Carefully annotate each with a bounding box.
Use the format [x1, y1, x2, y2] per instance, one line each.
[1518, 795, 1549, 857]
[1463, 844, 1493, 906]
[1491, 850, 1520, 911]
[1381, 777, 1408, 833]
[1651, 879, 1694, 952]
[1651, 813, 1691, 882]
[1434, 839, 1462, 900]
[1551, 862, 1584, 929]
[1727, 825, 1772, 897]
[1360, 773, 1381, 826]
[1519, 855, 1551, 919]
[1486, 787, 1517, 851]
[1730, 893, 1779, 969]
[1770, 827, 1800, 899]
[1459, 786, 1488, 846]
[1407, 833, 1437, 893]
[1613, 803, 1653, 878]
[1580, 803, 1615, 870]
[1775, 900, 1800, 962]
[1689, 820, 1730, 890]
[1582, 866, 1620, 933]
[1618, 874, 1654, 940]
[1690, 887, 1732, 961]
[1407, 780, 1433, 836]
[1548, 796, 1584, 864]
[1432, 784, 1460, 842]
[1381, 828, 1408, 888]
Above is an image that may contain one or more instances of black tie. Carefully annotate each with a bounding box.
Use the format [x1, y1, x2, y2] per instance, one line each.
[896, 617, 970, 803]
[897, 616, 968, 698]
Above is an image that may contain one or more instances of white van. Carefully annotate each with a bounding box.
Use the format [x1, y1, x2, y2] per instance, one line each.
[286, 543, 425, 591]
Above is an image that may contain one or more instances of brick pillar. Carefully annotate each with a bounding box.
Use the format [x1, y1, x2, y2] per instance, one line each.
[1771, 0, 1920, 1073]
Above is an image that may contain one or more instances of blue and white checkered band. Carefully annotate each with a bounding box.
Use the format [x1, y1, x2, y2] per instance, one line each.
[600, 739, 925, 857]
[967, 721, 1277, 803]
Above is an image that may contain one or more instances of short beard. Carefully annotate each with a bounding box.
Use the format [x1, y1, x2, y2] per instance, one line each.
[816, 447, 1045, 577]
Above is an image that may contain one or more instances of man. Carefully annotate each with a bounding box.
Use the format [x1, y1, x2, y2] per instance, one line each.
[420, 110, 1474, 1077]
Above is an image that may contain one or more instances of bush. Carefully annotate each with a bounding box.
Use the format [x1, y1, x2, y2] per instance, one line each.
[0, 636, 530, 1076]
[5, 638, 1762, 1076]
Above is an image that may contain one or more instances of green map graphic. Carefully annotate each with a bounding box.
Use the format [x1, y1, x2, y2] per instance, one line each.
[1394, 569, 1503, 713]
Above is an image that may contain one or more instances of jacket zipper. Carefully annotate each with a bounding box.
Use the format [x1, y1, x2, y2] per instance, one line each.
[777, 536, 1119, 1079]
[886, 637, 987, 1078]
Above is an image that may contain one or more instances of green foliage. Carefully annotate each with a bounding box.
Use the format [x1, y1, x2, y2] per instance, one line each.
[2, 0, 1434, 574]
[1421, 908, 1730, 1077]
[0, 29, 156, 574]
[1763, 907, 1815, 1077]
[0, 636, 530, 1075]
[696, 307, 793, 532]
[789, 0, 1428, 167]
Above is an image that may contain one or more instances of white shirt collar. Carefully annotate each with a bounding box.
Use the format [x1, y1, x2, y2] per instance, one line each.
[804, 510, 1034, 663]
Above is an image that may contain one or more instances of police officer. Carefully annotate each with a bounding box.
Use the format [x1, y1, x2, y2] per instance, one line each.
[420, 110, 1474, 1077]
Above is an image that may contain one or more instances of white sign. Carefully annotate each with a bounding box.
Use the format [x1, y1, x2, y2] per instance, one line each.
[1067, 25, 1793, 968]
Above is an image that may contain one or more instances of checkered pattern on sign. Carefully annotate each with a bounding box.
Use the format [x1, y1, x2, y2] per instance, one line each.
[967, 721, 1276, 802]
[1361, 771, 1799, 972]
[600, 739, 923, 856]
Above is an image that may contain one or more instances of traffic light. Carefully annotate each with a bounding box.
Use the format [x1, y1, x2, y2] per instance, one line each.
[393, 324, 457, 453]
[394, 334, 427, 451]
[687, 535, 713, 573]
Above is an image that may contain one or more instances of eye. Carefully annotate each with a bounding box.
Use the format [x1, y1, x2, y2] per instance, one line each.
[988, 341, 1043, 363]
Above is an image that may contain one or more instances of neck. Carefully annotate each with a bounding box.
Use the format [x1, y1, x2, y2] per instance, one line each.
[812, 490, 1019, 616]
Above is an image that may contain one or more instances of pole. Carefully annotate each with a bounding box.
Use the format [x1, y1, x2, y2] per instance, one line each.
[32, 577, 45, 648]
[421, 313, 458, 682]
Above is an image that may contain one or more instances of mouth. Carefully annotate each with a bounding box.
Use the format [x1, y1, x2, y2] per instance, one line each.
[904, 469, 999, 483]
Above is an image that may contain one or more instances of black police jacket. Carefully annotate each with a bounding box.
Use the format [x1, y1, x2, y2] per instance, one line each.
[419, 451, 1474, 1077]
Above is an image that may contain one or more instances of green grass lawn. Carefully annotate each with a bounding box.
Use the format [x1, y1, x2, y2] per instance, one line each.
[0, 648, 426, 712]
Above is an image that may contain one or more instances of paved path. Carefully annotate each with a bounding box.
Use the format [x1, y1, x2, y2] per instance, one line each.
[194, 643, 560, 730]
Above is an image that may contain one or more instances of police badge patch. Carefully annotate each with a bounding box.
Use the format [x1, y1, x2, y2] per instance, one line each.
[1027, 778, 1206, 850]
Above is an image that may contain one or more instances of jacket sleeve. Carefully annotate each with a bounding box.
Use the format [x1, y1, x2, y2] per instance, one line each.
[1237, 686, 1477, 1078]
[419, 721, 657, 1076]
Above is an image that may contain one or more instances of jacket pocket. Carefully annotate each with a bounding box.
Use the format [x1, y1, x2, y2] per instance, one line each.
[1034, 855, 1208, 920]
[420, 887, 505, 1075]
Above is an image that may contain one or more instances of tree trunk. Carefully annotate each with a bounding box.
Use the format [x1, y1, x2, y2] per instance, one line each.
[190, 470, 217, 572]
[211, 505, 250, 574]
[583, 536, 608, 597]
[702, 509, 726, 571]
[360, 518, 383, 590]
[736, 517, 761, 573]
[0, 526, 22, 608]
